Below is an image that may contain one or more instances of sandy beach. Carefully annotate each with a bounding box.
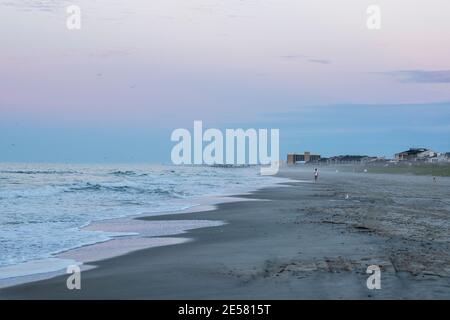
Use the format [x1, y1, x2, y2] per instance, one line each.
[1, 167, 449, 299]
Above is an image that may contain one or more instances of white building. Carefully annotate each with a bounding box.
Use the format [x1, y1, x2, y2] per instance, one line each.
[427, 152, 450, 163]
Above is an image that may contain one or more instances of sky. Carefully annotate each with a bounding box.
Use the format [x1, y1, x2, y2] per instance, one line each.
[1, 0, 450, 163]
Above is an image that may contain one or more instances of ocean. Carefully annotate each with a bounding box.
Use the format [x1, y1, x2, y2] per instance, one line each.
[0, 163, 278, 275]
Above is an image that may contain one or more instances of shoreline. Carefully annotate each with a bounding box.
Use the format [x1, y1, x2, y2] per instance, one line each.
[1, 168, 449, 299]
[0, 174, 291, 289]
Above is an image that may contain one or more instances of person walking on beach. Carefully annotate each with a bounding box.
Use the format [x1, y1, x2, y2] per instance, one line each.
[314, 168, 319, 182]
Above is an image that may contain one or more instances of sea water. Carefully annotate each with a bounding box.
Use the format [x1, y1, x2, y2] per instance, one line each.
[0, 164, 278, 271]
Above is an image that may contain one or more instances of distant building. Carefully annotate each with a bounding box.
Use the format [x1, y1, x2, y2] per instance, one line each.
[325, 155, 378, 165]
[395, 148, 436, 161]
[287, 151, 321, 164]
[427, 152, 450, 163]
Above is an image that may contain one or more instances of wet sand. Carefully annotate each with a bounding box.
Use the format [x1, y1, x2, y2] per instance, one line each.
[1, 167, 449, 299]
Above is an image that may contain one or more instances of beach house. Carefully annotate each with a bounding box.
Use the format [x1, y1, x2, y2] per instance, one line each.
[394, 148, 436, 162]
[287, 151, 321, 164]
[427, 152, 450, 163]
[325, 155, 378, 165]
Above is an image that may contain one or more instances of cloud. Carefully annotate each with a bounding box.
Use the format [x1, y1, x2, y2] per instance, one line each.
[0, 0, 68, 12]
[307, 59, 331, 65]
[280, 55, 331, 65]
[382, 70, 450, 83]
[280, 55, 306, 60]
[89, 49, 134, 60]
